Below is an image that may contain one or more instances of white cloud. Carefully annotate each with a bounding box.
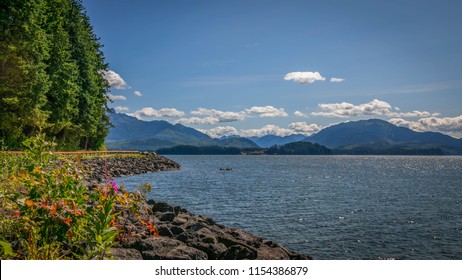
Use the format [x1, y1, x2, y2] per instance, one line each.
[191, 108, 247, 122]
[134, 91, 143, 97]
[389, 115, 462, 134]
[198, 126, 239, 138]
[389, 111, 440, 118]
[284, 71, 326, 84]
[178, 116, 219, 125]
[330, 77, 345, 83]
[294, 111, 308, 118]
[312, 99, 439, 119]
[246, 106, 288, 118]
[199, 122, 323, 138]
[100, 70, 129, 89]
[132, 107, 185, 119]
[288, 122, 322, 135]
[107, 93, 127, 101]
[114, 106, 129, 112]
[313, 99, 392, 118]
[239, 125, 295, 137]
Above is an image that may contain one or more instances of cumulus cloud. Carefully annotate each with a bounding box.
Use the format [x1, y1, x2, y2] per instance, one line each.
[114, 106, 129, 112]
[100, 70, 129, 89]
[200, 122, 323, 138]
[198, 126, 239, 138]
[107, 93, 127, 101]
[284, 71, 326, 84]
[178, 116, 219, 125]
[239, 125, 295, 138]
[191, 108, 247, 122]
[330, 77, 345, 83]
[312, 99, 439, 119]
[390, 111, 440, 118]
[313, 99, 392, 118]
[389, 115, 462, 134]
[132, 107, 185, 119]
[177, 106, 290, 125]
[134, 91, 143, 97]
[245, 106, 288, 118]
[288, 122, 322, 135]
[294, 111, 308, 118]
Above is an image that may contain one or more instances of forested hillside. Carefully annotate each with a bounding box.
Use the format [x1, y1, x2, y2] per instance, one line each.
[0, 0, 110, 150]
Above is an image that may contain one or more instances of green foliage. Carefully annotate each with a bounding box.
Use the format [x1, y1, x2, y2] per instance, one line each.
[266, 141, 332, 155]
[0, 135, 157, 259]
[157, 145, 242, 155]
[0, 0, 110, 150]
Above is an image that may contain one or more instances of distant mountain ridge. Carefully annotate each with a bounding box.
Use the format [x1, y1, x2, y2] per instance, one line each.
[303, 119, 462, 154]
[106, 112, 462, 154]
[249, 134, 307, 148]
[105, 111, 258, 150]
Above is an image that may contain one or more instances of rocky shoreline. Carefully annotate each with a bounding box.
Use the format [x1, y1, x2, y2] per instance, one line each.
[82, 155, 311, 260]
[81, 153, 181, 185]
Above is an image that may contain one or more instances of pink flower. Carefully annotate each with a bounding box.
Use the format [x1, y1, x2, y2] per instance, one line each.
[107, 181, 119, 194]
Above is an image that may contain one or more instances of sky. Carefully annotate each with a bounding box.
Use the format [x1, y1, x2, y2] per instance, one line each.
[82, 0, 462, 138]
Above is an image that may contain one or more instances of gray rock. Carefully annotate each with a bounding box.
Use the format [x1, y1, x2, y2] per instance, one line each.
[159, 212, 176, 222]
[108, 248, 143, 260]
[221, 245, 257, 260]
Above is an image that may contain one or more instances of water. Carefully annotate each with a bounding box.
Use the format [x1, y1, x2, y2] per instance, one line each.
[115, 155, 462, 259]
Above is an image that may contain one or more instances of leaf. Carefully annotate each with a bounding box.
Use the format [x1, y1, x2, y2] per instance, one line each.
[0, 241, 16, 257]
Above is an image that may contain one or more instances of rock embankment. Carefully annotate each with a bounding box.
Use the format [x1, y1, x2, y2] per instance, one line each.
[110, 200, 311, 260]
[81, 154, 180, 185]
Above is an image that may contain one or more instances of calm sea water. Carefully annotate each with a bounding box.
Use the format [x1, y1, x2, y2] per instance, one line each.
[115, 155, 462, 259]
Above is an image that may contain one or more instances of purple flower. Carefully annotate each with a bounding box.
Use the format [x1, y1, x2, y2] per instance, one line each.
[108, 181, 119, 194]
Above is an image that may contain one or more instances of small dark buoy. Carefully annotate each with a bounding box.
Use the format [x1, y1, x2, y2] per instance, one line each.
[220, 168, 232, 171]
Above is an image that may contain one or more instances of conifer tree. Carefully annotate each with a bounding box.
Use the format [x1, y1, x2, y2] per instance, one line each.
[0, 0, 111, 150]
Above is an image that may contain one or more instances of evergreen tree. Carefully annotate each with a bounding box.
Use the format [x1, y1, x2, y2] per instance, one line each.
[0, 0, 111, 150]
[67, 0, 110, 150]
[44, 0, 80, 149]
[0, 0, 51, 149]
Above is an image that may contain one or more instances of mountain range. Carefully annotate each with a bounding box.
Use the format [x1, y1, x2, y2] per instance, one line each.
[304, 119, 462, 154]
[105, 111, 258, 150]
[106, 111, 462, 154]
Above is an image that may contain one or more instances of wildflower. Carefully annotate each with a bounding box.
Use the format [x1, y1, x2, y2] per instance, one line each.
[109, 181, 119, 193]
[106, 181, 119, 195]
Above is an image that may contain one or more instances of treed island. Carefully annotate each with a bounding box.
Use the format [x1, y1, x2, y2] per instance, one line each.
[0, 0, 310, 260]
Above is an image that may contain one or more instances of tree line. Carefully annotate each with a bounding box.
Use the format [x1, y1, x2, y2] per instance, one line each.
[157, 141, 333, 155]
[1, 0, 110, 150]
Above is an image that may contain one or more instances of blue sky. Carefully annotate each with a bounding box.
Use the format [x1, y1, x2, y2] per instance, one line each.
[83, 0, 462, 138]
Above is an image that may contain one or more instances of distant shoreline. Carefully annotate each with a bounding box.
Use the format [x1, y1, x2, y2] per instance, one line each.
[154, 143, 446, 156]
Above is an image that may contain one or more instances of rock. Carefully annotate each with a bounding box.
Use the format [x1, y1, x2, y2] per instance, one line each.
[159, 212, 176, 222]
[169, 225, 185, 236]
[187, 222, 205, 232]
[157, 225, 174, 237]
[221, 245, 257, 260]
[166, 245, 208, 260]
[108, 248, 143, 260]
[172, 217, 188, 226]
[136, 237, 207, 260]
[151, 201, 174, 213]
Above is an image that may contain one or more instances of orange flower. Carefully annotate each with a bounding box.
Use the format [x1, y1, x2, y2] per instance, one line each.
[63, 217, 72, 226]
[50, 204, 57, 215]
[25, 200, 34, 207]
[12, 211, 21, 218]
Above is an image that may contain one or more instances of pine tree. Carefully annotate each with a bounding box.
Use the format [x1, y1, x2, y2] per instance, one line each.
[0, 0, 51, 149]
[0, 0, 111, 150]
